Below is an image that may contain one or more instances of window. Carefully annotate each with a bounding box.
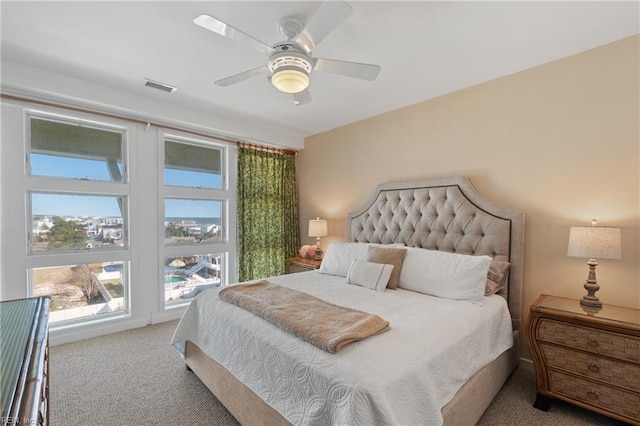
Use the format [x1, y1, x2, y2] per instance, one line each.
[25, 112, 131, 325]
[30, 193, 126, 252]
[31, 262, 127, 323]
[164, 140, 222, 189]
[162, 135, 233, 308]
[29, 116, 125, 182]
[164, 254, 223, 303]
[1, 100, 237, 343]
[164, 198, 223, 245]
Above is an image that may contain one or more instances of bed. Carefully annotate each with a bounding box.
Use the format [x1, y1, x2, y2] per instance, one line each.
[172, 176, 525, 425]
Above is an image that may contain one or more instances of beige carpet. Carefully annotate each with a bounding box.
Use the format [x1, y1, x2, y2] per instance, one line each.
[50, 320, 625, 425]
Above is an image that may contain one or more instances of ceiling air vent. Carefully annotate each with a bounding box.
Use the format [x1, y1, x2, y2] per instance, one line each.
[144, 79, 177, 93]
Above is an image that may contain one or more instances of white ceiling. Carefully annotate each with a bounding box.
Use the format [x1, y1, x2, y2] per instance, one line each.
[1, 1, 638, 148]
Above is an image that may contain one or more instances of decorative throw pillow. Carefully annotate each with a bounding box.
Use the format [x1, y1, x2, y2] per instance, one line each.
[485, 260, 511, 296]
[366, 246, 407, 289]
[346, 259, 394, 292]
[398, 247, 492, 303]
[319, 242, 405, 277]
[319, 243, 371, 277]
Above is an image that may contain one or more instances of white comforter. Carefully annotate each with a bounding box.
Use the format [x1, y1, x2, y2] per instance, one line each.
[172, 271, 513, 425]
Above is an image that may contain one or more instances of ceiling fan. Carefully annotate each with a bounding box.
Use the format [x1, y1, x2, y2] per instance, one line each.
[193, 1, 381, 105]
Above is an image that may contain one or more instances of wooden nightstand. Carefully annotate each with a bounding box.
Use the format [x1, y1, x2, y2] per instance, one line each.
[285, 257, 322, 274]
[528, 294, 640, 424]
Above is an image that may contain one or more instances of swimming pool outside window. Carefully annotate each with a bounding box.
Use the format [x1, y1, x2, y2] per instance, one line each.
[163, 254, 223, 304]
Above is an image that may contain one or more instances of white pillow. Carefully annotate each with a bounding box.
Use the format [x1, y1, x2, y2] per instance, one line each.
[398, 247, 491, 303]
[346, 259, 394, 292]
[319, 242, 404, 277]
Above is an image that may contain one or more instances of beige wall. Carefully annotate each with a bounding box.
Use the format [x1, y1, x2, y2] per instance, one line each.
[297, 36, 639, 359]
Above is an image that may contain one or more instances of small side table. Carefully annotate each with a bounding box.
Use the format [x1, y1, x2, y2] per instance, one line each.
[528, 294, 640, 424]
[285, 257, 322, 274]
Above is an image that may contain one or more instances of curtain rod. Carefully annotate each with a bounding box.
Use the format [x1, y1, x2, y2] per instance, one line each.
[0, 93, 297, 156]
[237, 141, 297, 155]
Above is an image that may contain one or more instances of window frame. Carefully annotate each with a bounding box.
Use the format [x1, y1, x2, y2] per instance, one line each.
[27, 113, 128, 183]
[23, 109, 134, 327]
[164, 139, 223, 190]
[159, 131, 236, 310]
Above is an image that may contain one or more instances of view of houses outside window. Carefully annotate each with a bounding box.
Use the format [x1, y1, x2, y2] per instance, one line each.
[31, 194, 126, 252]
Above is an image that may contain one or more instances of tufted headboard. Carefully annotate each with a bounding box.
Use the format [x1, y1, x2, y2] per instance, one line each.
[347, 177, 525, 332]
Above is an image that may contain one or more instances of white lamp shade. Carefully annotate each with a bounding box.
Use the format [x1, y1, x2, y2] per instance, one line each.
[308, 218, 328, 238]
[567, 226, 621, 260]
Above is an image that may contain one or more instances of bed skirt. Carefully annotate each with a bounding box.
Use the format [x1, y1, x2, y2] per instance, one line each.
[184, 331, 520, 426]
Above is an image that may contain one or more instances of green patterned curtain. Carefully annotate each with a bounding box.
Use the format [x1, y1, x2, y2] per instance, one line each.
[237, 145, 300, 281]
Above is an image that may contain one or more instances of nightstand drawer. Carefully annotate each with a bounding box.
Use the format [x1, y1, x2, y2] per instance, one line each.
[539, 319, 640, 362]
[541, 343, 640, 391]
[285, 257, 322, 274]
[287, 264, 315, 274]
[549, 370, 640, 422]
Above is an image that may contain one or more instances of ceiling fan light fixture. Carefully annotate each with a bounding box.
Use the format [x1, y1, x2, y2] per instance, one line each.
[193, 5, 380, 104]
[268, 49, 313, 94]
[272, 67, 309, 94]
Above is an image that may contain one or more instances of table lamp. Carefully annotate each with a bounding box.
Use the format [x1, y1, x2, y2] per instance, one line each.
[308, 217, 328, 260]
[567, 219, 621, 308]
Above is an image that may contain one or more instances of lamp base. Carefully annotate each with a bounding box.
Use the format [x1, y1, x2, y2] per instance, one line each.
[579, 296, 602, 309]
[313, 247, 323, 261]
[580, 258, 602, 309]
[580, 304, 602, 316]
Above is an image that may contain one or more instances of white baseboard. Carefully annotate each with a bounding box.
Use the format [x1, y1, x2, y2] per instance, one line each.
[518, 357, 535, 372]
[48, 305, 187, 346]
[49, 317, 149, 346]
[150, 305, 187, 324]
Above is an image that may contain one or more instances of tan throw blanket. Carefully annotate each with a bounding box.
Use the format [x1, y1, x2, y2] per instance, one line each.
[219, 280, 390, 353]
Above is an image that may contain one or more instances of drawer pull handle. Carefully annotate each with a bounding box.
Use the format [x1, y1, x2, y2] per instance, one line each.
[587, 391, 599, 401]
[587, 363, 599, 373]
[587, 339, 600, 348]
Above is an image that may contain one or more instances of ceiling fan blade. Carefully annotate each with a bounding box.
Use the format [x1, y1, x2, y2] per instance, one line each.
[194, 14, 274, 54]
[294, 1, 352, 53]
[214, 65, 269, 87]
[314, 58, 381, 81]
[293, 89, 312, 106]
